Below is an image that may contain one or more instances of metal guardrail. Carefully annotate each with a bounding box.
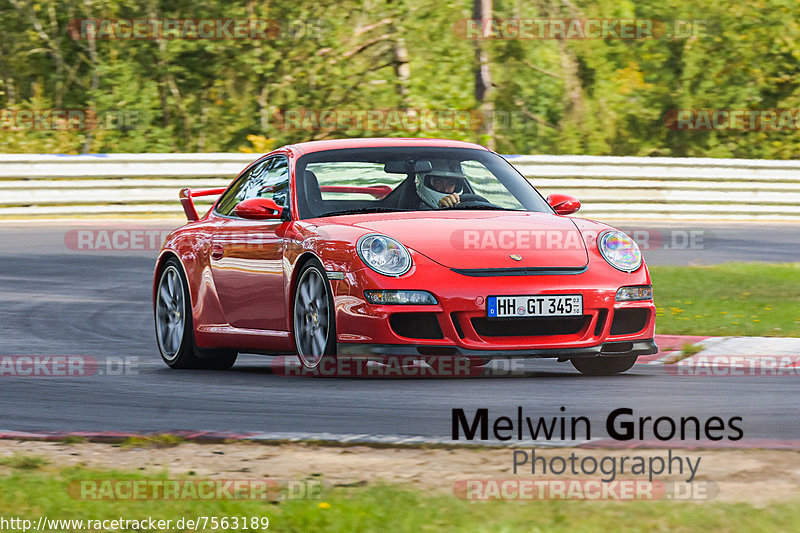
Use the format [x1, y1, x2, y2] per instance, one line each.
[508, 155, 800, 220]
[2, 153, 800, 219]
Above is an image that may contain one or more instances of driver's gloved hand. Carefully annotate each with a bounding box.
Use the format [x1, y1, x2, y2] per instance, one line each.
[438, 192, 460, 208]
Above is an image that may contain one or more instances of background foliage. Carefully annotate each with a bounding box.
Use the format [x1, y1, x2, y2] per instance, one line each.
[1, 0, 798, 156]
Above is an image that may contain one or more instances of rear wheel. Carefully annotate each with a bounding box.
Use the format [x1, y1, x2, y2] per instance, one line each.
[293, 259, 336, 369]
[570, 355, 637, 376]
[155, 258, 237, 369]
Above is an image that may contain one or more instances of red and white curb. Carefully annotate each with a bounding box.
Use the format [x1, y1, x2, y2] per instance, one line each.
[1, 430, 799, 450]
[640, 334, 800, 374]
[638, 335, 713, 365]
[0, 429, 800, 450]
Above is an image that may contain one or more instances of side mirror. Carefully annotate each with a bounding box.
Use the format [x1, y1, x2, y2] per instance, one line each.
[547, 193, 581, 215]
[234, 198, 285, 220]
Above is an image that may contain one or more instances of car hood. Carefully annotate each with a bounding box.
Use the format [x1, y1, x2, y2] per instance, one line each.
[348, 211, 589, 270]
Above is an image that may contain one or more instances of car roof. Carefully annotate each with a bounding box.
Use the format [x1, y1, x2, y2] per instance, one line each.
[280, 137, 491, 157]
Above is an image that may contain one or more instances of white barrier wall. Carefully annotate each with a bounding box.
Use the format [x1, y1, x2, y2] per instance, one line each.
[2, 153, 800, 219]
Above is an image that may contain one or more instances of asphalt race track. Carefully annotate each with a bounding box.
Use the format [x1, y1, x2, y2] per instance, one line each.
[0, 221, 798, 443]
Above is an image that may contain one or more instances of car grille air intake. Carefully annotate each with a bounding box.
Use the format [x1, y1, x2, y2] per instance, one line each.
[471, 316, 589, 337]
[389, 313, 444, 340]
[610, 308, 649, 335]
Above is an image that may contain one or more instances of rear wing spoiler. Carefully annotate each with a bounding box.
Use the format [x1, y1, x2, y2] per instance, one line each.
[179, 187, 226, 221]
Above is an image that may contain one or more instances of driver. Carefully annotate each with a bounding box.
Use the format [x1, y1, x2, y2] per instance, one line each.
[415, 171, 467, 208]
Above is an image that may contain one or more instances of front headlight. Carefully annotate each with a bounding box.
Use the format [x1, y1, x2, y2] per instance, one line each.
[616, 285, 653, 301]
[598, 230, 642, 272]
[364, 290, 437, 305]
[357, 234, 412, 276]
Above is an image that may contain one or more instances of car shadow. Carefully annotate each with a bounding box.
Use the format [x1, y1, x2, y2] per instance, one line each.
[214, 354, 654, 380]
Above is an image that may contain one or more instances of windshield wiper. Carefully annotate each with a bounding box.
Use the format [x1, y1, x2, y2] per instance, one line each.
[318, 207, 413, 217]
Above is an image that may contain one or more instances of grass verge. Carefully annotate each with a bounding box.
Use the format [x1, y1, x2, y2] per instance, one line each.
[0, 462, 797, 532]
[651, 262, 800, 337]
[118, 434, 186, 449]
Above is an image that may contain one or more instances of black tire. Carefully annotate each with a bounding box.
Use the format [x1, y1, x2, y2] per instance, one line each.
[194, 346, 238, 370]
[292, 258, 337, 369]
[570, 355, 637, 376]
[154, 257, 237, 370]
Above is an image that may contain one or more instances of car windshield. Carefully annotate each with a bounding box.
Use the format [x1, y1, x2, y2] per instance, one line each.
[294, 146, 553, 219]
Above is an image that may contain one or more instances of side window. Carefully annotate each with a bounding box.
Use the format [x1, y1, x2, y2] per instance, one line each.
[215, 156, 290, 217]
[259, 157, 289, 207]
[461, 159, 526, 210]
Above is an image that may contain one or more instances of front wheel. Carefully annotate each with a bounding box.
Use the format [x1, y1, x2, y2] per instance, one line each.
[155, 258, 237, 369]
[293, 259, 337, 369]
[570, 355, 637, 376]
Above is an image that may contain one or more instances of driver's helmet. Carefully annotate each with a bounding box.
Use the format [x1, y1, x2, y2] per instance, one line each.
[415, 170, 468, 208]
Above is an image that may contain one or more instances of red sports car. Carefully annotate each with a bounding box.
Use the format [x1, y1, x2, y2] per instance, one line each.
[153, 138, 656, 375]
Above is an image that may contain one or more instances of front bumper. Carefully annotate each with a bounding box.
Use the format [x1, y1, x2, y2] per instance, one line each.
[334, 274, 656, 353]
[328, 247, 657, 357]
[338, 339, 658, 358]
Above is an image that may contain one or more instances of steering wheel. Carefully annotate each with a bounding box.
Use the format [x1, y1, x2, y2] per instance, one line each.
[450, 193, 505, 210]
[458, 193, 490, 203]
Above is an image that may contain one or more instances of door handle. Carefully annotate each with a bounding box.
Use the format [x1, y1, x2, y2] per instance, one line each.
[211, 244, 224, 260]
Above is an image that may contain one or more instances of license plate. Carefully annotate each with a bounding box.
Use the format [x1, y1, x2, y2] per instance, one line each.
[487, 294, 583, 318]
